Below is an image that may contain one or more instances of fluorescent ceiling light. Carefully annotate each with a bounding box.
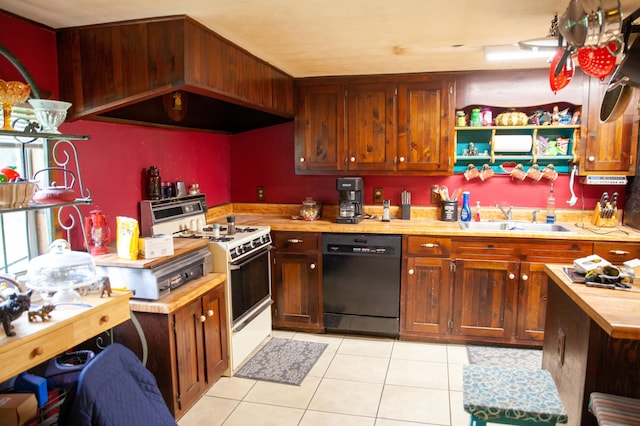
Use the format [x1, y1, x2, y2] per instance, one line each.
[485, 44, 555, 61]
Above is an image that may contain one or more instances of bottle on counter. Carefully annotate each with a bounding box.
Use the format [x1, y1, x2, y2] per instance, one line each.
[460, 191, 472, 222]
[474, 201, 481, 222]
[546, 183, 556, 224]
[146, 166, 161, 200]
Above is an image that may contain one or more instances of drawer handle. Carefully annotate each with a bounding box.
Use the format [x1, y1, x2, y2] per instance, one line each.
[522, 274, 529, 281]
[408, 269, 415, 275]
[32, 346, 44, 357]
[508, 273, 515, 280]
[310, 263, 316, 270]
[207, 310, 214, 317]
[287, 239, 303, 244]
[420, 243, 439, 248]
[99, 315, 110, 324]
[609, 250, 630, 255]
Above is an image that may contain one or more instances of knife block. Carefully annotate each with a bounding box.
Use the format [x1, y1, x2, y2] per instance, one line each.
[591, 204, 618, 227]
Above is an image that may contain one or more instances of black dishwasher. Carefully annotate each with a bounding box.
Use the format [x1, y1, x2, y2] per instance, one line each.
[322, 233, 401, 338]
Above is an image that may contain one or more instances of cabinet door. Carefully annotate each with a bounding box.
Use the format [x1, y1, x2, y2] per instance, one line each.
[401, 257, 451, 336]
[173, 298, 206, 415]
[397, 80, 454, 173]
[453, 259, 518, 340]
[295, 84, 347, 173]
[202, 286, 228, 382]
[516, 262, 548, 342]
[580, 76, 638, 175]
[346, 82, 396, 171]
[272, 251, 322, 330]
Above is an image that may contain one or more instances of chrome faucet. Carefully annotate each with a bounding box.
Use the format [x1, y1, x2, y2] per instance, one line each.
[532, 209, 541, 223]
[496, 204, 513, 221]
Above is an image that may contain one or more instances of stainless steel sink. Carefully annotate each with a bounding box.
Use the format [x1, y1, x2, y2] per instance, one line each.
[458, 221, 574, 233]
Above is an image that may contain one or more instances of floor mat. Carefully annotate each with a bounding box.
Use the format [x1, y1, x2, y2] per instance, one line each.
[234, 338, 328, 385]
[466, 345, 542, 370]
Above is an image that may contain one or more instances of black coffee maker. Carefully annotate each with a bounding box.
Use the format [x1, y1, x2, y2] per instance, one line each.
[336, 177, 364, 224]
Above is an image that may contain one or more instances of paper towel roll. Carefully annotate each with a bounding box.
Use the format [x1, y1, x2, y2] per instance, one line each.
[493, 135, 533, 153]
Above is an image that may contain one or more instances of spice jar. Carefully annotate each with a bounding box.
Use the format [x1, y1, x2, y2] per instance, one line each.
[456, 111, 466, 127]
[146, 166, 161, 200]
[470, 108, 482, 127]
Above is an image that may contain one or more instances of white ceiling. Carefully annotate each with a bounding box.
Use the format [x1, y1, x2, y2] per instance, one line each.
[2, 0, 640, 77]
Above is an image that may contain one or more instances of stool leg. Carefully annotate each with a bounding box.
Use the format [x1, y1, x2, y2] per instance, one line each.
[470, 415, 486, 426]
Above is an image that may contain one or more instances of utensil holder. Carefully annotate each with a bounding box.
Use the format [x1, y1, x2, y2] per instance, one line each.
[441, 200, 458, 222]
[402, 204, 411, 220]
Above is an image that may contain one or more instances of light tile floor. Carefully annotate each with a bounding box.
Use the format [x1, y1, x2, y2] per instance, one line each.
[178, 330, 472, 426]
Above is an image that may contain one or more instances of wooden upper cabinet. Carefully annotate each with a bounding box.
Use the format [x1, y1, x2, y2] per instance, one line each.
[346, 82, 397, 171]
[579, 76, 638, 175]
[295, 84, 347, 173]
[397, 80, 455, 174]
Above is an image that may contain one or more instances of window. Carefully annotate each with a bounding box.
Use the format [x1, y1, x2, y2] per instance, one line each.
[0, 107, 50, 275]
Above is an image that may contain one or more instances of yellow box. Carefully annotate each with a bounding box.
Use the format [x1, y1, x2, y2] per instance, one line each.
[138, 235, 174, 259]
[0, 393, 37, 426]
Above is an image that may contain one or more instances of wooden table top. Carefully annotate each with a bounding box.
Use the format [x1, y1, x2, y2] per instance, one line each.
[545, 264, 640, 340]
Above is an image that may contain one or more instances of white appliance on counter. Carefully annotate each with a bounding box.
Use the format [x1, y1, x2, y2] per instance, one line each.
[140, 195, 273, 375]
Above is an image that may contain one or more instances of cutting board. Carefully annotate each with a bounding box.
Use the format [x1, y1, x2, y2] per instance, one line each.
[93, 238, 208, 269]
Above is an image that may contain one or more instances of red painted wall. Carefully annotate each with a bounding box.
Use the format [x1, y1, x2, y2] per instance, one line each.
[1, 12, 232, 250]
[231, 122, 625, 213]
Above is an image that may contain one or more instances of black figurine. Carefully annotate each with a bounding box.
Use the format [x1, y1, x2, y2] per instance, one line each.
[0, 289, 32, 336]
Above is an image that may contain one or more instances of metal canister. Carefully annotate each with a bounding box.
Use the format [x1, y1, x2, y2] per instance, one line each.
[470, 108, 482, 127]
[456, 111, 466, 127]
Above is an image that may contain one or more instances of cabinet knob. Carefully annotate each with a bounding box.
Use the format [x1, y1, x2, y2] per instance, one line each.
[588, 156, 595, 162]
[310, 263, 316, 270]
[408, 269, 415, 275]
[207, 309, 214, 317]
[399, 156, 405, 163]
[522, 274, 529, 281]
[350, 157, 356, 163]
[299, 157, 305, 163]
[610, 250, 630, 255]
[421, 243, 439, 248]
[200, 315, 207, 323]
[508, 273, 515, 280]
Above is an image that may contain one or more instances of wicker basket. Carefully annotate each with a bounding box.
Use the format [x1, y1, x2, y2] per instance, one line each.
[0, 181, 37, 209]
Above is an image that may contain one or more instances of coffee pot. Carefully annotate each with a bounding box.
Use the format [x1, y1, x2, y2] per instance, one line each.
[336, 177, 364, 224]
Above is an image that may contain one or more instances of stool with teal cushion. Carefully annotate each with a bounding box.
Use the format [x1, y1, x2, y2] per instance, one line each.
[463, 364, 568, 425]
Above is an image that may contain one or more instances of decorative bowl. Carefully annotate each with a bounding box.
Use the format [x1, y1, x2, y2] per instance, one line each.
[0, 181, 37, 209]
[28, 99, 72, 133]
[0, 80, 31, 131]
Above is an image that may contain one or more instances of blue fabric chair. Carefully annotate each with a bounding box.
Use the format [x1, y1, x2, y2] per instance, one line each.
[59, 343, 176, 426]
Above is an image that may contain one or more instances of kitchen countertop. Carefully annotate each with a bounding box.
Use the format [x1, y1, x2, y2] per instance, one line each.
[545, 264, 640, 339]
[206, 203, 640, 242]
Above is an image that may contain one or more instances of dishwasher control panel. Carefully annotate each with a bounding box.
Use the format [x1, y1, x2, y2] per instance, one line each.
[326, 244, 395, 255]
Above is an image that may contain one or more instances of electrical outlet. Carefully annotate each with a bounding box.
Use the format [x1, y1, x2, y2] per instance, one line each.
[373, 187, 383, 203]
[256, 186, 266, 201]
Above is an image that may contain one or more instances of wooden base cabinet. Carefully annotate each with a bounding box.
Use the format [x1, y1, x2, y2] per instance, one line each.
[401, 236, 452, 339]
[114, 280, 228, 420]
[401, 236, 592, 346]
[271, 231, 323, 331]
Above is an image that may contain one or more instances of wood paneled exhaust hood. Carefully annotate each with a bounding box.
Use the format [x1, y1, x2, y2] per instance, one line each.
[56, 15, 294, 134]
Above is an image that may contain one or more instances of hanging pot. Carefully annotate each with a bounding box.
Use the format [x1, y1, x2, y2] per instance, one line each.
[600, 82, 633, 123]
[559, 0, 588, 48]
[607, 37, 640, 89]
[596, 0, 622, 48]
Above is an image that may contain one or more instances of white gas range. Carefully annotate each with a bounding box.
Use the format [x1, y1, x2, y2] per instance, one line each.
[140, 195, 273, 375]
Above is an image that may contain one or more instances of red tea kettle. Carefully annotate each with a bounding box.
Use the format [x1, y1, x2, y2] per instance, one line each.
[84, 208, 110, 255]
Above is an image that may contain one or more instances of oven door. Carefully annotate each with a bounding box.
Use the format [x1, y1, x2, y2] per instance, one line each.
[229, 246, 273, 330]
